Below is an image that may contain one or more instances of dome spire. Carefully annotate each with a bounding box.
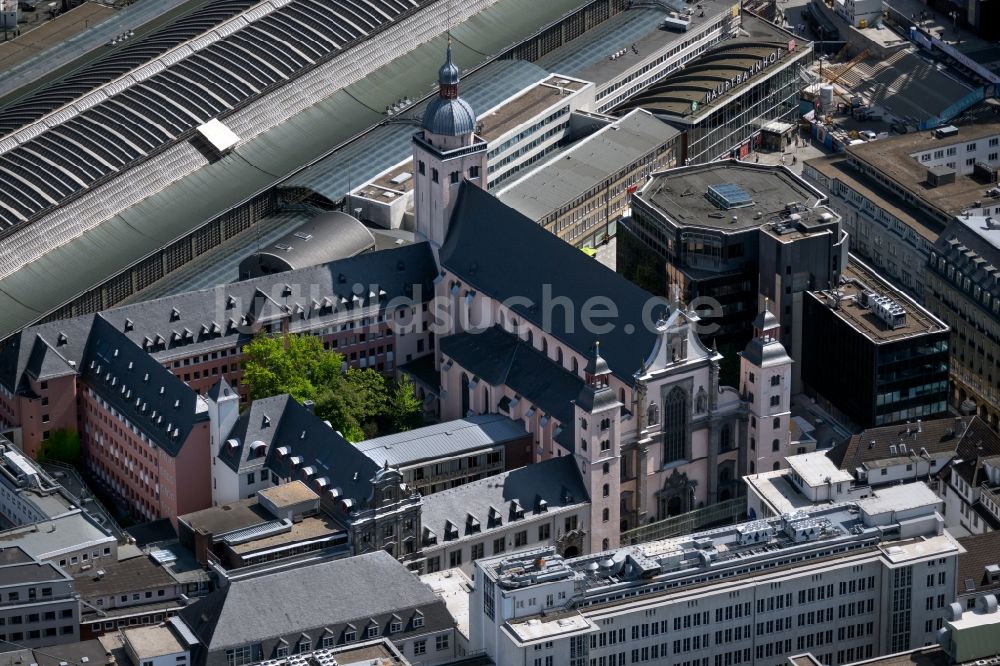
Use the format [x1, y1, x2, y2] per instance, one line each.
[438, 35, 460, 97]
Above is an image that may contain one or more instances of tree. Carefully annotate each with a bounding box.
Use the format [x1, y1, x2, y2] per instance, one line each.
[242, 334, 393, 442]
[387, 376, 424, 432]
[39, 428, 81, 467]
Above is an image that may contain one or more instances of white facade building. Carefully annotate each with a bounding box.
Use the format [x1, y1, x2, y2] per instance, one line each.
[471, 484, 961, 666]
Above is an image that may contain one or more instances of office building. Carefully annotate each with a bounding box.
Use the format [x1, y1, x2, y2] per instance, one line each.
[471, 484, 960, 666]
[926, 214, 1000, 429]
[803, 123, 1000, 303]
[496, 109, 680, 249]
[622, 161, 846, 362]
[802, 258, 950, 428]
[0, 546, 78, 648]
[617, 15, 812, 165]
[0, 436, 80, 526]
[178, 551, 457, 666]
[355, 415, 532, 496]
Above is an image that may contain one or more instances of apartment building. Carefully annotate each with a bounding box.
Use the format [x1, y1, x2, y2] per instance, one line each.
[0, 510, 117, 576]
[471, 484, 961, 666]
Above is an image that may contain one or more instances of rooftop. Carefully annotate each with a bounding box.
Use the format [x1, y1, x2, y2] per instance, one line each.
[845, 123, 1000, 219]
[71, 552, 177, 599]
[0, 640, 112, 666]
[616, 15, 809, 120]
[0, 510, 114, 561]
[122, 624, 185, 659]
[257, 482, 319, 510]
[238, 211, 376, 274]
[421, 568, 473, 640]
[179, 550, 444, 651]
[636, 162, 828, 232]
[420, 456, 589, 547]
[828, 416, 991, 471]
[356, 414, 528, 469]
[536, 0, 737, 89]
[0, 559, 67, 587]
[786, 452, 855, 487]
[479, 74, 591, 143]
[487, 496, 958, 642]
[957, 531, 1000, 597]
[856, 483, 942, 516]
[496, 109, 679, 222]
[807, 256, 948, 343]
[804, 155, 944, 243]
[179, 498, 272, 538]
[227, 514, 344, 557]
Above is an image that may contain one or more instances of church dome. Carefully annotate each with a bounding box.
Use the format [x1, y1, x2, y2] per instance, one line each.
[422, 96, 476, 136]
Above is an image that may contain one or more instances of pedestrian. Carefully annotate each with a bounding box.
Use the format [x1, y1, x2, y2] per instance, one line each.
[755, 154, 760, 163]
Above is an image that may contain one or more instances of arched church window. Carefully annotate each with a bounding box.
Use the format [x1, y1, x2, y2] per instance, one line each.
[602, 508, 609, 522]
[663, 387, 687, 464]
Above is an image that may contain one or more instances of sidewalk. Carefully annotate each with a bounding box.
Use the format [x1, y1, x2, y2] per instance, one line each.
[742, 134, 833, 176]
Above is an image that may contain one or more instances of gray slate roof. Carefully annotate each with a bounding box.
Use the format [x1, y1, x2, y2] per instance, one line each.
[220, 393, 379, 507]
[178, 550, 446, 651]
[420, 456, 589, 544]
[441, 183, 664, 385]
[439, 325, 584, 429]
[356, 414, 528, 468]
[0, 242, 436, 394]
[82, 315, 208, 456]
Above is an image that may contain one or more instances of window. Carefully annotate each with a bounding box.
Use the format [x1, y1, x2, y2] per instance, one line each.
[432, 168, 439, 183]
[515, 531, 528, 547]
[298, 639, 311, 654]
[225, 645, 259, 666]
[565, 516, 577, 532]
[449, 171, 460, 184]
[469, 165, 481, 179]
[413, 614, 424, 628]
[770, 375, 780, 386]
[538, 524, 550, 541]
[602, 483, 610, 497]
[493, 538, 506, 554]
[773, 417, 780, 429]
[770, 395, 780, 407]
[343, 629, 356, 643]
[390, 619, 403, 633]
[436, 634, 450, 651]
[276, 646, 289, 658]
[246, 472, 255, 485]
[772, 439, 780, 452]
[471, 543, 484, 560]
[602, 508, 610, 522]
[366, 625, 379, 638]
[663, 387, 688, 463]
[414, 640, 426, 655]
[418, 161, 425, 175]
[449, 550, 462, 567]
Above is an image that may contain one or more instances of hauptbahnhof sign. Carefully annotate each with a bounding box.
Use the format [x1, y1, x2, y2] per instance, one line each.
[701, 48, 784, 105]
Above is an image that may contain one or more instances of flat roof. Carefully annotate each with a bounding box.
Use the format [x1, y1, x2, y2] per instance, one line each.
[0, 510, 114, 560]
[744, 470, 820, 515]
[808, 257, 948, 343]
[356, 414, 528, 468]
[71, 554, 176, 599]
[122, 625, 185, 659]
[537, 0, 738, 89]
[0, 560, 65, 587]
[227, 514, 343, 556]
[845, 123, 1000, 218]
[804, 155, 943, 242]
[843, 645, 950, 666]
[637, 162, 825, 231]
[479, 75, 590, 142]
[179, 499, 271, 537]
[497, 109, 679, 221]
[859, 483, 942, 516]
[257, 481, 318, 509]
[786, 452, 854, 487]
[421, 568, 473, 640]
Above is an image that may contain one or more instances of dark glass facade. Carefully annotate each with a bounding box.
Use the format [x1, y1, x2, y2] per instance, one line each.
[802, 294, 950, 427]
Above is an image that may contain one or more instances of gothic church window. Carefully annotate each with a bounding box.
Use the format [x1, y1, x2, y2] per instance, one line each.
[663, 387, 687, 463]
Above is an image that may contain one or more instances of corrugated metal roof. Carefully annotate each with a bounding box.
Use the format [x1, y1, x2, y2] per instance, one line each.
[356, 414, 527, 467]
[0, 0, 585, 342]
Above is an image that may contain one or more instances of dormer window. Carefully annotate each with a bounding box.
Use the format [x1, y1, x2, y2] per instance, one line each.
[412, 613, 424, 628]
[124, 319, 133, 332]
[56, 332, 67, 346]
[390, 616, 403, 633]
[171, 308, 180, 321]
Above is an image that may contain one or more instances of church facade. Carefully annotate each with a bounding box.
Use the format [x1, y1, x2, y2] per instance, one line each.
[407, 48, 789, 552]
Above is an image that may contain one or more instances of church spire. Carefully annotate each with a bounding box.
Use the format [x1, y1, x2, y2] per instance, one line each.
[438, 36, 460, 99]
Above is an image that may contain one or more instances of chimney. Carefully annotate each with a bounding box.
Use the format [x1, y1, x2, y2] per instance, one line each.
[302, 400, 315, 414]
